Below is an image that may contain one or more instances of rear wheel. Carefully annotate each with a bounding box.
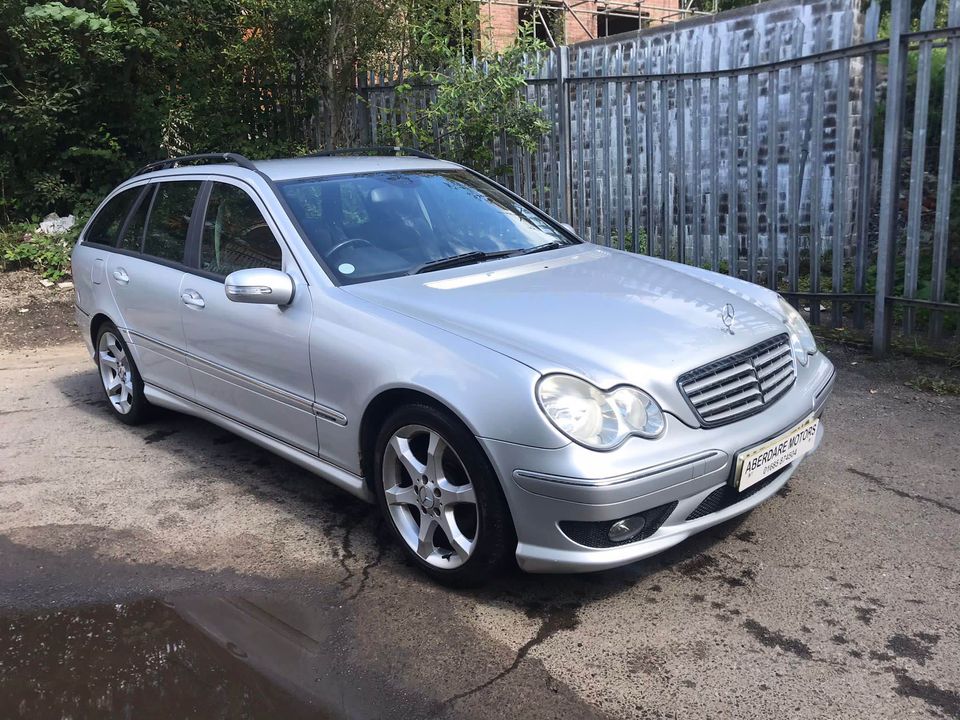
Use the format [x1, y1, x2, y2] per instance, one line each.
[96, 323, 151, 425]
[373, 403, 514, 586]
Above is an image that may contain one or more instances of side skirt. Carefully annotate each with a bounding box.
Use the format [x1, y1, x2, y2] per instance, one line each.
[143, 383, 374, 504]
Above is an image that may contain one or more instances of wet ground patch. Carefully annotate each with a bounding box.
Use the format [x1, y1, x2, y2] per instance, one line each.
[741, 619, 814, 660]
[0, 599, 321, 719]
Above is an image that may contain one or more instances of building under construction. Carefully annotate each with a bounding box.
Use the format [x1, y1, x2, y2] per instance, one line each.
[477, 0, 712, 49]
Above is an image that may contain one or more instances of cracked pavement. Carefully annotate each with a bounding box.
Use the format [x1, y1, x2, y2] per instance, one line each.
[1, 340, 959, 719]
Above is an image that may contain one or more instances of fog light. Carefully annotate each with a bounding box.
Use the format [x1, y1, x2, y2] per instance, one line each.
[608, 515, 646, 543]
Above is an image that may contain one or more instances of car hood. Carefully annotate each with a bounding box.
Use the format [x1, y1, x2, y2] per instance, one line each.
[344, 246, 789, 414]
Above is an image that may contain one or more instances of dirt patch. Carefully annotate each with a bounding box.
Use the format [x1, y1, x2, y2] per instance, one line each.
[0, 269, 78, 350]
[822, 340, 960, 393]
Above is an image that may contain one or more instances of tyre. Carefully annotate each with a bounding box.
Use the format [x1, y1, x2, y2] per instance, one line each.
[95, 322, 151, 425]
[373, 402, 514, 586]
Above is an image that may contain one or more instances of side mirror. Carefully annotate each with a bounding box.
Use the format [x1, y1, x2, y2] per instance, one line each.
[224, 268, 294, 306]
[560, 222, 577, 236]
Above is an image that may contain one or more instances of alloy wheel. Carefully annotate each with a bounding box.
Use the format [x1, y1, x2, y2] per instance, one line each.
[381, 424, 479, 569]
[98, 331, 134, 414]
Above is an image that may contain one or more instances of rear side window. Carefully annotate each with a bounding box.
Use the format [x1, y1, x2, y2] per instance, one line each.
[143, 181, 201, 263]
[84, 187, 141, 246]
[117, 186, 154, 252]
[200, 183, 282, 276]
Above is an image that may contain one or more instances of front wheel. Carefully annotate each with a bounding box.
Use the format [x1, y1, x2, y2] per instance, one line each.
[373, 403, 514, 586]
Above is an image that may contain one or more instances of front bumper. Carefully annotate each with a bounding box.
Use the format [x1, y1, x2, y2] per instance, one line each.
[482, 353, 835, 573]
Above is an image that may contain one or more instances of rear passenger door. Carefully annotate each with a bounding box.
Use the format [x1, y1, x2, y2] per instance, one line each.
[107, 180, 201, 399]
[179, 180, 317, 454]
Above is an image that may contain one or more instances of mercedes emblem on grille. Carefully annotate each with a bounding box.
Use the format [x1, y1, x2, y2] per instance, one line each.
[720, 303, 736, 333]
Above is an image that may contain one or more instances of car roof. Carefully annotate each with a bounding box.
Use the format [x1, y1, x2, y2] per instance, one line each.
[130, 155, 462, 184]
[254, 156, 461, 181]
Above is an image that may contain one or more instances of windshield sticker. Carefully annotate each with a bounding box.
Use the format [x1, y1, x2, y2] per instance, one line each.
[338, 263, 356, 275]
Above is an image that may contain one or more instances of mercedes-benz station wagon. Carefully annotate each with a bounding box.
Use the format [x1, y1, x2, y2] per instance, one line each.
[72, 149, 835, 585]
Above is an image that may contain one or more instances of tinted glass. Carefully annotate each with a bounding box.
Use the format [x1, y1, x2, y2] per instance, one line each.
[200, 183, 281, 275]
[85, 188, 141, 246]
[142, 181, 201, 262]
[117, 186, 154, 252]
[279, 170, 576, 284]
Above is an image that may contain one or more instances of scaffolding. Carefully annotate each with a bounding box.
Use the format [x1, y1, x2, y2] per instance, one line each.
[476, 0, 716, 46]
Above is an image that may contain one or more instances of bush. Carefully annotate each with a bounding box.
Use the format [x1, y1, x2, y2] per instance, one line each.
[394, 22, 551, 172]
[0, 0, 161, 219]
[0, 0, 403, 222]
[0, 221, 77, 281]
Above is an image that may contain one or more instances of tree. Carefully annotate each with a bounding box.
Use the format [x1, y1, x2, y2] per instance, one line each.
[215, 0, 400, 149]
[0, 0, 401, 218]
[0, 0, 160, 217]
[394, 22, 551, 171]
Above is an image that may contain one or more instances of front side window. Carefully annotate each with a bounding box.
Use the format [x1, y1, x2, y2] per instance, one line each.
[84, 187, 142, 246]
[200, 183, 282, 276]
[279, 170, 578, 284]
[142, 181, 201, 263]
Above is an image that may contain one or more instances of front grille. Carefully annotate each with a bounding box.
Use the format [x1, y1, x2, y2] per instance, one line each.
[685, 467, 788, 521]
[559, 501, 677, 549]
[678, 333, 796, 427]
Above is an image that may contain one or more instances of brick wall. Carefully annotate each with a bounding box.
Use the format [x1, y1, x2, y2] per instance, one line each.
[565, 1, 597, 45]
[479, 0, 518, 52]
[478, 0, 683, 51]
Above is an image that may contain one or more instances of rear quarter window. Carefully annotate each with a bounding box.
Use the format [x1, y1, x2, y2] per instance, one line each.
[83, 187, 142, 246]
[118, 186, 154, 252]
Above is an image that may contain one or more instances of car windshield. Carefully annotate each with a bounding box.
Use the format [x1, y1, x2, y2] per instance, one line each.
[278, 170, 579, 284]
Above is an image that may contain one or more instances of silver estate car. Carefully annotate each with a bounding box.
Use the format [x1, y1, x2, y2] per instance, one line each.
[72, 149, 835, 585]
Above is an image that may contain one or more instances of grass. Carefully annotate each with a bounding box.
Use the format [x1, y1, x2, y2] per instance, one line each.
[905, 375, 960, 396]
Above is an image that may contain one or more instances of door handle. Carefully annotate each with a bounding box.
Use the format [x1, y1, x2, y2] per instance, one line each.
[112, 268, 129, 284]
[181, 289, 205, 309]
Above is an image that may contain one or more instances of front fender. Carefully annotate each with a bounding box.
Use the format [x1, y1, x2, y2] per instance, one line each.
[309, 287, 568, 476]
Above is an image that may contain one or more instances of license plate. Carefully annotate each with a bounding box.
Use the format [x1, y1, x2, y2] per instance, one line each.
[735, 416, 820, 491]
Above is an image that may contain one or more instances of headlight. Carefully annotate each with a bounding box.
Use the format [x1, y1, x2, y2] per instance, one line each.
[536, 374, 665, 449]
[777, 296, 818, 366]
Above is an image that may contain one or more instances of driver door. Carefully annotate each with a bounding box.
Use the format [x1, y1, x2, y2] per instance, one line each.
[180, 180, 318, 454]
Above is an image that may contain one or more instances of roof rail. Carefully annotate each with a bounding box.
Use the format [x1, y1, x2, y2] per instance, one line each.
[131, 152, 258, 178]
[312, 146, 439, 160]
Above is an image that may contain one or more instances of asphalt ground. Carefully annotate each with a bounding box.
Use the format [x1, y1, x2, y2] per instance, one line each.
[1, 338, 958, 719]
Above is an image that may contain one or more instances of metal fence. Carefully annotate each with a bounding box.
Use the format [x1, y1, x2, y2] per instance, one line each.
[359, 0, 960, 357]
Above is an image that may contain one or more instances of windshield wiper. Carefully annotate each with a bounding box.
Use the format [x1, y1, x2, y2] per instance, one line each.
[518, 240, 565, 255]
[411, 249, 516, 275]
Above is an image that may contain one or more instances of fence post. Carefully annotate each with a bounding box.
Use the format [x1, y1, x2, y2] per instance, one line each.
[356, 72, 372, 146]
[930, 0, 960, 338]
[853, 3, 881, 330]
[872, 1, 910, 357]
[556, 45, 572, 224]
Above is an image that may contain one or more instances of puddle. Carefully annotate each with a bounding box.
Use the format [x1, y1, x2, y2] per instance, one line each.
[0, 596, 377, 719]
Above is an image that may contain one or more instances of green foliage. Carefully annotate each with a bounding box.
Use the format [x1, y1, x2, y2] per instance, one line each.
[394, 22, 551, 172]
[0, 221, 33, 261]
[906, 374, 960, 395]
[615, 228, 647, 254]
[399, 0, 480, 69]
[0, 0, 160, 219]
[0, 223, 76, 280]
[0, 0, 402, 222]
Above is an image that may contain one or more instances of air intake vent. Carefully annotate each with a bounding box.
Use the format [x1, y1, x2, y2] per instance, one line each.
[678, 334, 795, 427]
